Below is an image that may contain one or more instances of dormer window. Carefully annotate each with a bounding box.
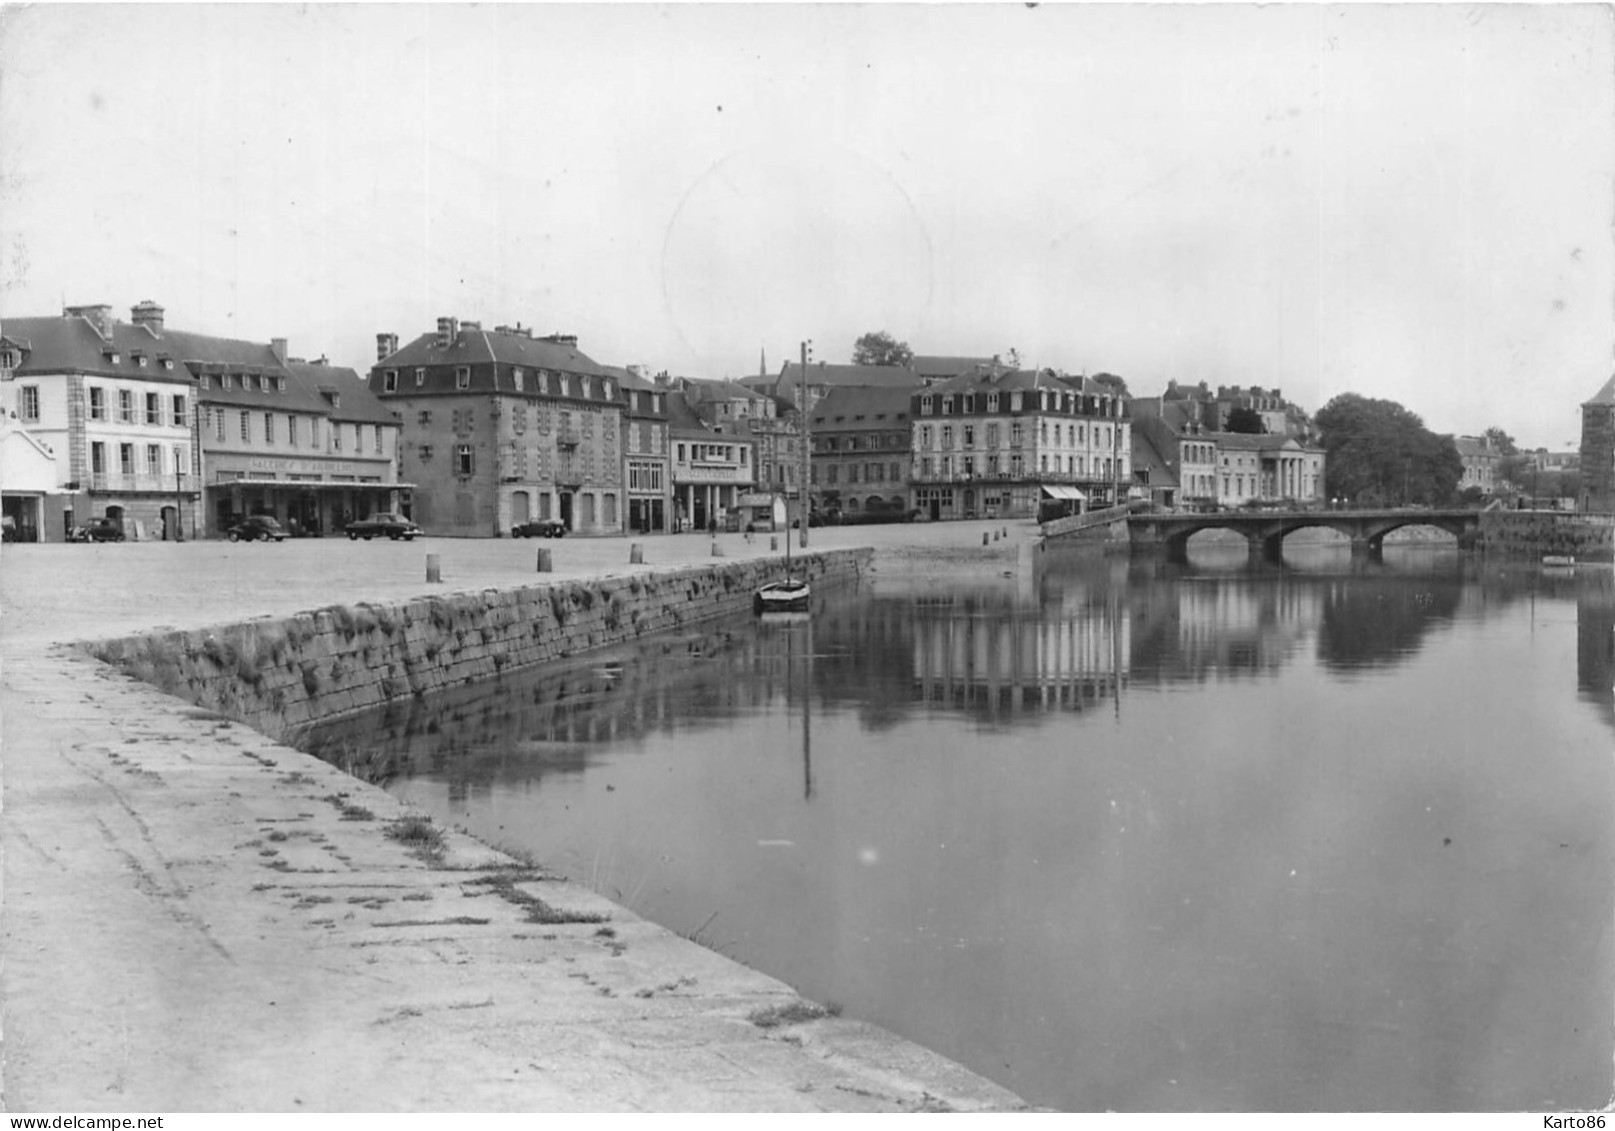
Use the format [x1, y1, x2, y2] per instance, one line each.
[222, 373, 235, 390]
[384, 369, 399, 392]
[161, 358, 174, 371]
[276, 376, 286, 392]
[0, 348, 19, 370]
[135, 353, 148, 368]
[415, 367, 425, 387]
[920, 395, 934, 415]
[512, 367, 525, 391]
[455, 366, 470, 390]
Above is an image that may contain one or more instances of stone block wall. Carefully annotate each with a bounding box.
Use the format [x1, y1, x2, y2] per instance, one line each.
[1477, 510, 1615, 561]
[85, 550, 870, 741]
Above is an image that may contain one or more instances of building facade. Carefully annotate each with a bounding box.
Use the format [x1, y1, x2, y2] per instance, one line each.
[372, 319, 626, 537]
[666, 389, 755, 531]
[608, 367, 672, 534]
[1581, 373, 1615, 512]
[909, 366, 1131, 520]
[808, 384, 916, 516]
[0, 303, 200, 541]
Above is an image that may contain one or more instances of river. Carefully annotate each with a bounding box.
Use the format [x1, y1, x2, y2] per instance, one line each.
[304, 542, 1614, 1112]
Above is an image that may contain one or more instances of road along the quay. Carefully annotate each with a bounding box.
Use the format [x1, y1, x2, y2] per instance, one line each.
[0, 522, 1037, 1112]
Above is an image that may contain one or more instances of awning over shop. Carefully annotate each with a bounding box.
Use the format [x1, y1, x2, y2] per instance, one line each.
[1040, 484, 1087, 500]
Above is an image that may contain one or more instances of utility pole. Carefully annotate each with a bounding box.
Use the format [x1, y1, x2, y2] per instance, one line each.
[799, 340, 811, 548]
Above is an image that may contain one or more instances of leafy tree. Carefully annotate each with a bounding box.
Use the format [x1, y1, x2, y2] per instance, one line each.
[852, 331, 913, 367]
[1314, 393, 1464, 505]
[1482, 426, 1517, 456]
[1090, 372, 1130, 397]
[1224, 406, 1265, 434]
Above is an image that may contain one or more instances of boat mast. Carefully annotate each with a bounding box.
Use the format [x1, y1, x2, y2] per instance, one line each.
[799, 339, 811, 552]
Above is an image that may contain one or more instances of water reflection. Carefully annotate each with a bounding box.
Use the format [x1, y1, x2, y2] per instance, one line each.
[302, 546, 1614, 1112]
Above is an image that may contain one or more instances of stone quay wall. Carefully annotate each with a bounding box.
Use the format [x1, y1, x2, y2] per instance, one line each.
[1477, 509, 1615, 561]
[85, 549, 870, 741]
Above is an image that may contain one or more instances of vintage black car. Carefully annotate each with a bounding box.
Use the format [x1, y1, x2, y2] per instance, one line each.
[512, 519, 567, 539]
[68, 518, 125, 543]
[226, 515, 288, 542]
[345, 512, 423, 541]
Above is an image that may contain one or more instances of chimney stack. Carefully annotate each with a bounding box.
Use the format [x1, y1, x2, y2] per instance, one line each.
[130, 300, 165, 333]
[436, 316, 458, 348]
[540, 333, 579, 348]
[270, 338, 288, 363]
[64, 304, 115, 341]
[376, 332, 398, 362]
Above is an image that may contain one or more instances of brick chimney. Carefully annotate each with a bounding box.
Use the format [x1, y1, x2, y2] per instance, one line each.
[376, 332, 398, 361]
[436, 316, 458, 348]
[130, 300, 165, 333]
[64, 304, 114, 340]
[270, 338, 288, 363]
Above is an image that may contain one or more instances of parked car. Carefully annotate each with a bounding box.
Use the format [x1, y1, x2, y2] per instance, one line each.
[512, 519, 567, 539]
[68, 517, 125, 543]
[345, 512, 423, 541]
[226, 515, 288, 542]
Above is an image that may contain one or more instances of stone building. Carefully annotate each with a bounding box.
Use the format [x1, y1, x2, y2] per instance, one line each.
[910, 364, 1131, 521]
[0, 303, 199, 541]
[604, 366, 672, 534]
[1580, 373, 1615, 512]
[372, 318, 626, 537]
[665, 389, 755, 532]
[808, 384, 917, 517]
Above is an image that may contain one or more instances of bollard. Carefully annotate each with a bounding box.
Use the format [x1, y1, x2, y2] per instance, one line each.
[992, 530, 1000, 542]
[1002, 527, 1007, 538]
[536, 547, 553, 572]
[770, 535, 779, 552]
[983, 532, 990, 546]
[711, 541, 724, 558]
[426, 553, 441, 583]
[629, 542, 644, 564]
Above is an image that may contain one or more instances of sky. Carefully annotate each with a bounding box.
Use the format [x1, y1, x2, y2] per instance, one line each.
[1, 2, 1610, 450]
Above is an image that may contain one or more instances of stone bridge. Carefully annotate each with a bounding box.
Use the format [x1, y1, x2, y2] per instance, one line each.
[1120, 508, 1483, 562]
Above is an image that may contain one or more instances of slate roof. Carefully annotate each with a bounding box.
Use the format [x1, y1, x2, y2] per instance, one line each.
[379, 326, 610, 377]
[809, 385, 915, 432]
[284, 362, 396, 425]
[1583, 373, 1615, 407]
[909, 355, 998, 381]
[2, 314, 196, 384]
[747, 362, 922, 400]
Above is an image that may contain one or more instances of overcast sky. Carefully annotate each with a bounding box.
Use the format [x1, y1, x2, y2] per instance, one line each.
[2, 3, 1610, 448]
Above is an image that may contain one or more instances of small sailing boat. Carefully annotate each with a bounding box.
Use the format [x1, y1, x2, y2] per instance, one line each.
[755, 504, 810, 615]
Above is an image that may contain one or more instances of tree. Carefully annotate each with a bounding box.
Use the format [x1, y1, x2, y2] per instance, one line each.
[1090, 372, 1130, 397]
[852, 331, 913, 367]
[1314, 393, 1463, 505]
[1482, 426, 1518, 456]
[1224, 406, 1265, 434]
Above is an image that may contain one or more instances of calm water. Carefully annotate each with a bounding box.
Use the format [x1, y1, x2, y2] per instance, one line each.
[305, 543, 1615, 1112]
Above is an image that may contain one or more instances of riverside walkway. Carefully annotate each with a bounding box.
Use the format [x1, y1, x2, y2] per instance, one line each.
[1, 524, 1034, 1113]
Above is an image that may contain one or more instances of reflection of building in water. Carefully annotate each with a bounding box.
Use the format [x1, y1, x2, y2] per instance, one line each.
[1577, 571, 1615, 730]
[909, 595, 1129, 712]
[1128, 578, 1320, 684]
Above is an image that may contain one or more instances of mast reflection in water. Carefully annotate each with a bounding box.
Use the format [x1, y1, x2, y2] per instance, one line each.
[303, 544, 1613, 1112]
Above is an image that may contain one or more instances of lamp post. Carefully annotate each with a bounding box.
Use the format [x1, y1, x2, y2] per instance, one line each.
[798, 340, 812, 549]
[174, 466, 185, 542]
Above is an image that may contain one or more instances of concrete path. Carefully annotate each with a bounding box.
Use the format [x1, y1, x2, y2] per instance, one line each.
[1, 523, 1038, 1112]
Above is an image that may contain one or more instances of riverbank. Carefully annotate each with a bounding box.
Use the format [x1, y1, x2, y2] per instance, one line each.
[0, 523, 1038, 1113]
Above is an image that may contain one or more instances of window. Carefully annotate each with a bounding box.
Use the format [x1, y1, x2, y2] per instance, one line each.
[920, 395, 933, 415]
[1011, 422, 1023, 446]
[417, 409, 431, 426]
[1011, 391, 1023, 411]
[455, 367, 470, 390]
[848, 465, 859, 483]
[144, 393, 160, 424]
[963, 425, 975, 447]
[942, 425, 954, 449]
[239, 411, 251, 442]
[373, 425, 384, 454]
[214, 410, 226, 442]
[222, 373, 234, 390]
[91, 442, 105, 474]
[288, 414, 299, 447]
[418, 444, 434, 460]
[119, 443, 134, 475]
[171, 395, 186, 427]
[118, 389, 135, 423]
[513, 368, 524, 391]
[146, 444, 162, 475]
[384, 370, 398, 392]
[333, 422, 342, 451]
[455, 444, 474, 475]
[827, 465, 839, 484]
[986, 393, 999, 413]
[920, 425, 933, 449]
[415, 368, 425, 387]
[264, 413, 275, 444]
[559, 374, 572, 396]
[89, 387, 106, 420]
[940, 396, 953, 415]
[677, 443, 686, 462]
[19, 385, 39, 422]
